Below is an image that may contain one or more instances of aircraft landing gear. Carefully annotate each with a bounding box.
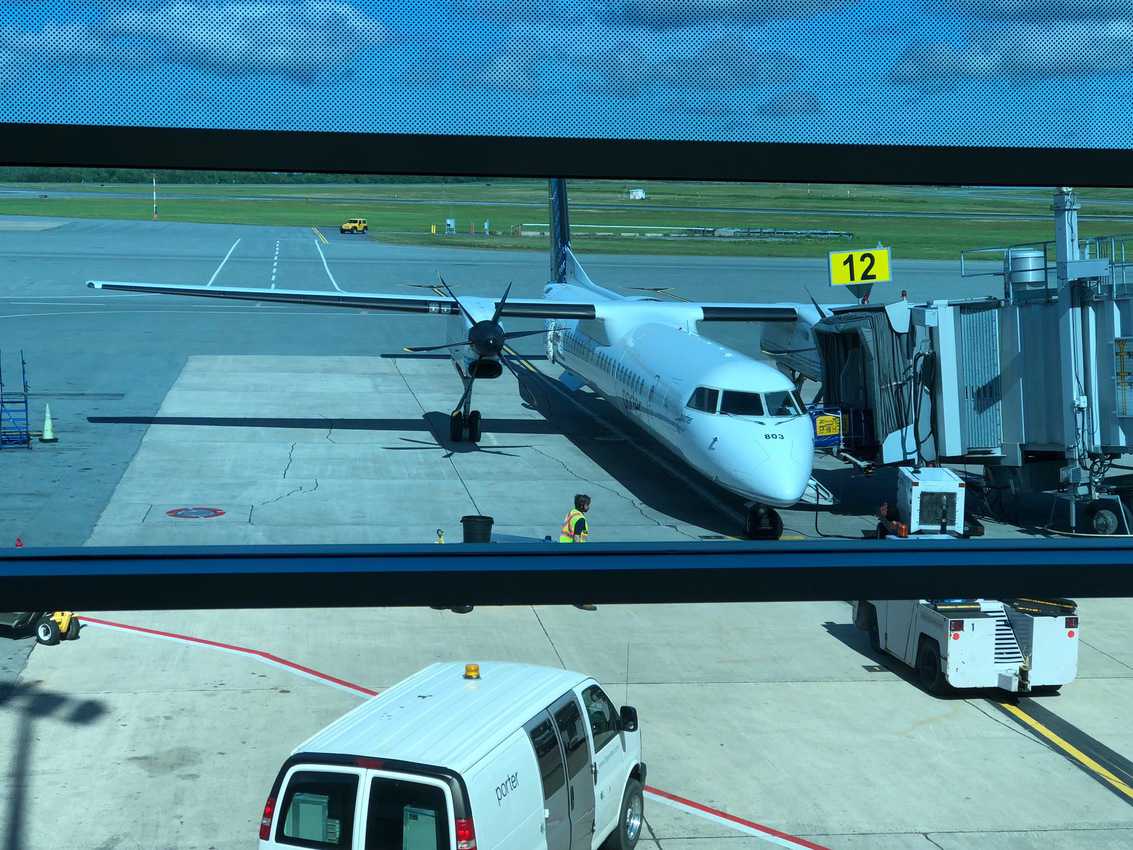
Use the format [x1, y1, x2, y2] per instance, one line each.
[744, 504, 784, 540]
[449, 407, 482, 443]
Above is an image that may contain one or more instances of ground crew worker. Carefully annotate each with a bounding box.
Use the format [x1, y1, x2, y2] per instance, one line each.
[560, 494, 591, 543]
[559, 495, 596, 611]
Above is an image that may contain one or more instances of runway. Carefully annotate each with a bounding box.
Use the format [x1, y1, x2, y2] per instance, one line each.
[2, 217, 1132, 849]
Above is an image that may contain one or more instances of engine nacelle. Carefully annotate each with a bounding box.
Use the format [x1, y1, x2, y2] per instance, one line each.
[469, 358, 503, 379]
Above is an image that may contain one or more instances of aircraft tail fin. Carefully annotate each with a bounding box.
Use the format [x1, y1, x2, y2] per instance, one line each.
[550, 178, 572, 284]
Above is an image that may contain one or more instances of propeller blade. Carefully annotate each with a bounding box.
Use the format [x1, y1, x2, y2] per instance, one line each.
[501, 329, 552, 341]
[806, 287, 832, 320]
[490, 281, 513, 325]
[403, 341, 472, 353]
[438, 275, 477, 325]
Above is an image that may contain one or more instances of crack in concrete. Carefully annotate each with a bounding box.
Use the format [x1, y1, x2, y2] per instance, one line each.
[530, 446, 699, 541]
[923, 834, 946, 850]
[281, 442, 296, 479]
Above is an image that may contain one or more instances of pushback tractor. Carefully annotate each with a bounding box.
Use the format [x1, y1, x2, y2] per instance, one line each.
[853, 598, 1078, 695]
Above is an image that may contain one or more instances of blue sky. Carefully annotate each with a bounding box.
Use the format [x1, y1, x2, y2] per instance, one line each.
[0, 0, 1130, 147]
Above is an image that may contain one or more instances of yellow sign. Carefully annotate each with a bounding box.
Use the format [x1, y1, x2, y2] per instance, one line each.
[829, 248, 891, 286]
[815, 415, 841, 437]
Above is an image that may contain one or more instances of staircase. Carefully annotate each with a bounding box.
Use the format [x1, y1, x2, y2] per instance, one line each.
[0, 350, 31, 449]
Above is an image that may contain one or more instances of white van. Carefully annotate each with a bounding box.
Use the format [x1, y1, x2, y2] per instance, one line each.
[258, 662, 646, 850]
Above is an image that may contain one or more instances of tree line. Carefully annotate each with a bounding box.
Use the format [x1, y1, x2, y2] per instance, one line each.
[0, 167, 487, 184]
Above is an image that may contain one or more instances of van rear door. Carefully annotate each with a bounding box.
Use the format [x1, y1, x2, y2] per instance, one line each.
[265, 765, 364, 849]
[359, 770, 455, 850]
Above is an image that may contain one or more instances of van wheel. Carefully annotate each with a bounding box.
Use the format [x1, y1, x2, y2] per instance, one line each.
[916, 638, 950, 696]
[602, 778, 643, 850]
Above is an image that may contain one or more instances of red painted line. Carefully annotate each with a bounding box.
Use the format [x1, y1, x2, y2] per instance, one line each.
[78, 615, 824, 849]
[77, 615, 377, 696]
[644, 785, 830, 850]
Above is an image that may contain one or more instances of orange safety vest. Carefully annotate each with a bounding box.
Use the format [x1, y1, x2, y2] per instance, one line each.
[559, 509, 589, 543]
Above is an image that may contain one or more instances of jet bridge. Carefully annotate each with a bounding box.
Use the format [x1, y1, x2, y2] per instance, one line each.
[815, 188, 1133, 533]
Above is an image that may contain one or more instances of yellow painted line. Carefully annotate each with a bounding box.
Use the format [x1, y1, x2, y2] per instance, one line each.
[503, 345, 537, 372]
[998, 702, 1133, 800]
[311, 226, 328, 245]
[780, 534, 806, 541]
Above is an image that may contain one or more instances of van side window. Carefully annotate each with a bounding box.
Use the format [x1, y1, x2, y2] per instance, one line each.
[581, 685, 620, 752]
[528, 717, 566, 797]
[278, 771, 358, 848]
[552, 698, 589, 778]
[364, 778, 449, 850]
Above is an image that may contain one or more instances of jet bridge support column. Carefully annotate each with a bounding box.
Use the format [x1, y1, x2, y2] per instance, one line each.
[1053, 188, 1087, 509]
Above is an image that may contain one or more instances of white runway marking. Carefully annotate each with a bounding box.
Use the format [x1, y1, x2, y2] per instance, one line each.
[315, 238, 344, 292]
[271, 239, 280, 289]
[206, 238, 241, 287]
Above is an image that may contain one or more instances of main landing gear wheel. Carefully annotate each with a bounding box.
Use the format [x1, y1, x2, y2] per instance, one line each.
[449, 411, 464, 442]
[744, 505, 783, 540]
[467, 410, 482, 442]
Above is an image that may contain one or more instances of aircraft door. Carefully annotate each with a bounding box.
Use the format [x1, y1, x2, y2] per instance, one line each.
[526, 711, 571, 850]
[551, 693, 596, 850]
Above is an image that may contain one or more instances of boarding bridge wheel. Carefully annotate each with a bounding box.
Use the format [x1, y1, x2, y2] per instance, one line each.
[744, 505, 783, 540]
[1086, 500, 1121, 535]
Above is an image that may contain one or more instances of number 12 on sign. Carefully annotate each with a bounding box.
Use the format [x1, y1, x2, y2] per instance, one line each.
[829, 248, 891, 286]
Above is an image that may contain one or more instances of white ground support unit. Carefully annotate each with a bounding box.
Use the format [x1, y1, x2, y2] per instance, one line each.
[896, 466, 966, 535]
[258, 662, 646, 850]
[853, 598, 1079, 695]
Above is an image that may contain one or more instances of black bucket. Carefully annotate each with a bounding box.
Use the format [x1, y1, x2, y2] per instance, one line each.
[460, 515, 494, 543]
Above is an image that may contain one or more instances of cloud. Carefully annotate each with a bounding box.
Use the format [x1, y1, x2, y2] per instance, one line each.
[653, 36, 802, 89]
[448, 0, 576, 21]
[766, 90, 823, 115]
[0, 1, 387, 84]
[891, 20, 1133, 82]
[949, 0, 1133, 19]
[596, 0, 852, 29]
[596, 41, 650, 98]
[404, 38, 549, 94]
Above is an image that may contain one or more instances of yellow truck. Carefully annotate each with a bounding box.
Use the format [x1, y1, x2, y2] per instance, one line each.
[340, 217, 368, 235]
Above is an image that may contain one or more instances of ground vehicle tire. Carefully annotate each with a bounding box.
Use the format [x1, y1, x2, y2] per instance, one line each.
[916, 638, 949, 695]
[65, 616, 80, 640]
[340, 227, 346, 234]
[35, 617, 61, 646]
[854, 602, 881, 652]
[449, 411, 464, 442]
[467, 410, 482, 443]
[601, 777, 644, 850]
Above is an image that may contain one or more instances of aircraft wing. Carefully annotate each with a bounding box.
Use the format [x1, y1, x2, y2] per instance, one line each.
[86, 281, 597, 320]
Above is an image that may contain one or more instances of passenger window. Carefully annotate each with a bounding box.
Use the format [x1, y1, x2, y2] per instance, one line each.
[686, 387, 719, 413]
[364, 777, 449, 850]
[553, 698, 589, 777]
[720, 391, 764, 416]
[528, 717, 566, 798]
[581, 685, 619, 752]
[278, 771, 358, 848]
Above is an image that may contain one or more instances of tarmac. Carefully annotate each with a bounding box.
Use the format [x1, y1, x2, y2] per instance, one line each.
[0, 217, 1131, 849]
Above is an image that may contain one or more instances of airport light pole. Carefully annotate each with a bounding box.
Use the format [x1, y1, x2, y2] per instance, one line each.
[152, 174, 157, 220]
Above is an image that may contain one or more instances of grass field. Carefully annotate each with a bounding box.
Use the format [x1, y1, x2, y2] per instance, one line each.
[2, 179, 1131, 259]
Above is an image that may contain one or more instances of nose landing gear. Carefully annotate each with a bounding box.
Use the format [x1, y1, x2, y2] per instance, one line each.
[744, 504, 784, 540]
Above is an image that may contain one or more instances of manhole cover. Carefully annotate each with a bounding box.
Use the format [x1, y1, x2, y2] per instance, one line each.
[166, 507, 225, 519]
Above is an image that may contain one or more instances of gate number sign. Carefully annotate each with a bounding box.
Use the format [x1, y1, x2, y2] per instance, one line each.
[828, 248, 891, 286]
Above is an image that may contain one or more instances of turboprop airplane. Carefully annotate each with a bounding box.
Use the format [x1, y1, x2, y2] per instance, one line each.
[88, 179, 826, 538]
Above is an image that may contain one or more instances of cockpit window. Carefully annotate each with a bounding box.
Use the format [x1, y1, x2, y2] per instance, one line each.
[719, 391, 764, 416]
[764, 390, 803, 417]
[686, 387, 719, 413]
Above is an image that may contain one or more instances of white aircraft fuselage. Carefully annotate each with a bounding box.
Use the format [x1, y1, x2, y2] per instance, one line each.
[541, 282, 814, 508]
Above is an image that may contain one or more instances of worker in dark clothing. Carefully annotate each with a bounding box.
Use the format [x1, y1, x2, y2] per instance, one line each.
[559, 494, 596, 610]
